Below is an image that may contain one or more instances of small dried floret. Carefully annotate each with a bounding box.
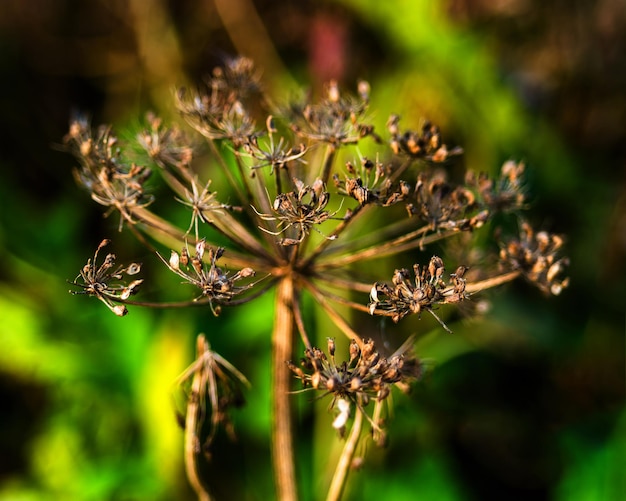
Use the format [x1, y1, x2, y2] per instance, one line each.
[408, 171, 482, 231]
[161, 241, 256, 314]
[284, 80, 378, 146]
[288, 336, 423, 437]
[211, 56, 262, 100]
[333, 157, 410, 207]
[138, 112, 194, 168]
[176, 178, 242, 239]
[499, 222, 569, 295]
[65, 120, 154, 230]
[69, 239, 143, 316]
[241, 117, 308, 172]
[466, 160, 527, 213]
[175, 85, 260, 147]
[368, 256, 468, 331]
[387, 116, 463, 161]
[253, 178, 338, 245]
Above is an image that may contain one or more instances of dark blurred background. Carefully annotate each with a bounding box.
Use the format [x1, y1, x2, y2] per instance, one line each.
[0, 1, 624, 500]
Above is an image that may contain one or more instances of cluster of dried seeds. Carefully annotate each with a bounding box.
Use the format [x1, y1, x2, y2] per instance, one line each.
[254, 178, 336, 245]
[69, 239, 143, 316]
[64, 120, 154, 230]
[333, 157, 411, 207]
[387, 115, 463, 161]
[288, 337, 423, 439]
[164, 240, 256, 314]
[369, 256, 468, 330]
[499, 222, 569, 295]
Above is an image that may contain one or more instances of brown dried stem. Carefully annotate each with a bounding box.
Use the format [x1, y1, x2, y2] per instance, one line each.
[464, 270, 521, 294]
[272, 276, 298, 501]
[184, 358, 213, 501]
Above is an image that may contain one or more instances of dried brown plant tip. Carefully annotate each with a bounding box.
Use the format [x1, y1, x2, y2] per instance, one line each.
[253, 178, 337, 245]
[333, 157, 411, 207]
[162, 241, 256, 313]
[499, 222, 570, 295]
[288, 337, 423, 437]
[408, 171, 487, 231]
[241, 116, 308, 172]
[285, 79, 377, 146]
[387, 115, 463, 161]
[176, 334, 250, 501]
[177, 86, 260, 147]
[177, 178, 242, 239]
[466, 160, 527, 213]
[369, 256, 467, 331]
[174, 57, 262, 148]
[137, 112, 194, 169]
[177, 334, 250, 458]
[69, 239, 143, 316]
[65, 119, 154, 230]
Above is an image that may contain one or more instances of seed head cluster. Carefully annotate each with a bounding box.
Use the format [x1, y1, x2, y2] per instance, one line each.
[500, 221, 569, 295]
[369, 256, 468, 329]
[64, 121, 154, 230]
[288, 337, 423, 438]
[69, 239, 142, 316]
[164, 240, 256, 314]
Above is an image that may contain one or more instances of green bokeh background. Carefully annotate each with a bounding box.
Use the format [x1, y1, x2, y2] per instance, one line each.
[0, 1, 624, 500]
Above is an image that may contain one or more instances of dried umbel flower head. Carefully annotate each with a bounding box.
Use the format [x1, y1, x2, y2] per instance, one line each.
[288, 337, 423, 441]
[466, 160, 527, 213]
[499, 222, 570, 295]
[161, 241, 256, 314]
[176, 334, 250, 460]
[387, 115, 463, 161]
[285, 79, 378, 146]
[137, 112, 194, 169]
[333, 157, 411, 207]
[253, 177, 338, 245]
[369, 256, 468, 331]
[69, 239, 142, 316]
[65, 57, 569, 501]
[408, 171, 485, 231]
[174, 57, 262, 148]
[242, 116, 308, 173]
[64, 119, 154, 231]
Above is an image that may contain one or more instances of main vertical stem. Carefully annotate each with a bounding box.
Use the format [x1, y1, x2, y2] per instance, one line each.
[272, 276, 297, 501]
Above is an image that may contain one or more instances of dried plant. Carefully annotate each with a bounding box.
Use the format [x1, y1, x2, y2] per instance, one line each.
[64, 57, 568, 501]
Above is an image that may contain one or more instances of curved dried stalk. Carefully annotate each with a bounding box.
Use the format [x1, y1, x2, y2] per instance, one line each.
[326, 403, 364, 501]
[302, 279, 363, 347]
[183, 352, 213, 501]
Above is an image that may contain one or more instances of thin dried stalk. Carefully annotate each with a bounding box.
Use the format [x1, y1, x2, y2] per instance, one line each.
[316, 225, 450, 271]
[325, 402, 363, 501]
[303, 280, 363, 347]
[184, 358, 213, 501]
[464, 270, 521, 294]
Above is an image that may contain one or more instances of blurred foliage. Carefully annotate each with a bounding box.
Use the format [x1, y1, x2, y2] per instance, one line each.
[0, 0, 624, 500]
